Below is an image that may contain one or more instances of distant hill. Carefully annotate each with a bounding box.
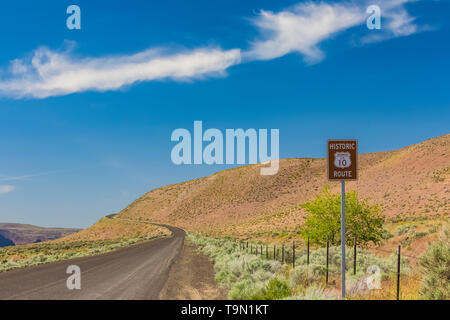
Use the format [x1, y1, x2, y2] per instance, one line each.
[0, 223, 81, 247]
[117, 134, 449, 238]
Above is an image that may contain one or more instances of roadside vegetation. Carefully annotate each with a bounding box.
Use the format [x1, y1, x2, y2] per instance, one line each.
[418, 225, 450, 299]
[0, 217, 170, 272]
[187, 233, 410, 300]
[188, 187, 450, 300]
[301, 186, 385, 246]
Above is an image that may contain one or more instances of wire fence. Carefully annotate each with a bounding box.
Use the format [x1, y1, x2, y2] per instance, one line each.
[237, 237, 405, 300]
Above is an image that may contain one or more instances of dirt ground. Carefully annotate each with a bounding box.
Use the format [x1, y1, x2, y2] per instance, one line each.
[159, 244, 227, 300]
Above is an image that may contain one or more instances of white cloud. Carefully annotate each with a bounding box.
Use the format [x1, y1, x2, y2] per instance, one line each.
[0, 47, 241, 99]
[388, 11, 417, 36]
[362, 0, 421, 43]
[0, 1, 426, 99]
[246, 0, 422, 63]
[0, 185, 15, 194]
[10, 59, 29, 75]
[246, 2, 364, 63]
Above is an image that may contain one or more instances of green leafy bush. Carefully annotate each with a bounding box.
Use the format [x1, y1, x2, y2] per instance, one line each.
[301, 186, 385, 246]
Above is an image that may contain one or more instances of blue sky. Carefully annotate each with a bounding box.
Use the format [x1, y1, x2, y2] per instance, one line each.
[0, 0, 449, 228]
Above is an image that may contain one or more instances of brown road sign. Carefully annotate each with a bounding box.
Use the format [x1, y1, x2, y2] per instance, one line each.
[327, 140, 358, 181]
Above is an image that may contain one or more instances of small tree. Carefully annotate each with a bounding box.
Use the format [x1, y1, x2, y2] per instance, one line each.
[301, 185, 384, 246]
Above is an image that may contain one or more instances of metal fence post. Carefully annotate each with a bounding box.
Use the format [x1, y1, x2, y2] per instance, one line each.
[326, 236, 329, 285]
[292, 240, 296, 268]
[282, 244, 285, 263]
[273, 245, 276, 261]
[307, 235, 310, 265]
[353, 235, 357, 275]
[397, 245, 401, 300]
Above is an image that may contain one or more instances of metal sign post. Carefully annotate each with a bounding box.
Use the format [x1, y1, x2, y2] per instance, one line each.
[341, 180, 346, 299]
[327, 140, 358, 300]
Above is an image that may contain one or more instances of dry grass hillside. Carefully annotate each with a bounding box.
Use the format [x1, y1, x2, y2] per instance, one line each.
[57, 216, 170, 242]
[118, 134, 449, 240]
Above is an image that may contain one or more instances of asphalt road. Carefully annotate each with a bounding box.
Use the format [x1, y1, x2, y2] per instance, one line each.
[0, 225, 185, 300]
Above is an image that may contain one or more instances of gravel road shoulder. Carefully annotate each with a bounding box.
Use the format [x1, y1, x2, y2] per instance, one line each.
[160, 244, 227, 300]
